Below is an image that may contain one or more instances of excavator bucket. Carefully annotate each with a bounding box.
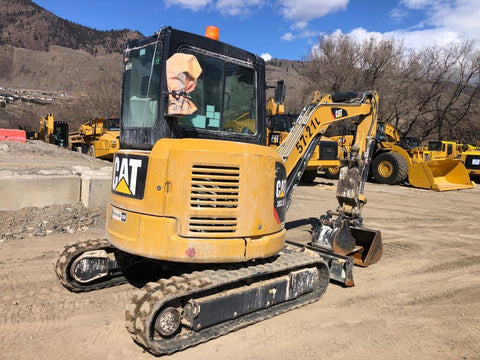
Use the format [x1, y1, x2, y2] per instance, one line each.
[312, 217, 383, 268]
[349, 227, 383, 267]
[407, 159, 475, 191]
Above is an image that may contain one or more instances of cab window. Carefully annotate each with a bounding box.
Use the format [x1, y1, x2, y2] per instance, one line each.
[176, 50, 257, 135]
[122, 43, 161, 128]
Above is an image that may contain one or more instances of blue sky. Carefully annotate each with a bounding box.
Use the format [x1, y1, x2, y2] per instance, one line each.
[34, 0, 480, 60]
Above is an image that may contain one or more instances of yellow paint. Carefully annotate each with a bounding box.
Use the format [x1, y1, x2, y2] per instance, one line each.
[107, 139, 286, 263]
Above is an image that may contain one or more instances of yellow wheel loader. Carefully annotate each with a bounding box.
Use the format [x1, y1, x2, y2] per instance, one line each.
[55, 27, 382, 356]
[371, 123, 474, 191]
[68, 117, 120, 160]
[425, 140, 480, 179]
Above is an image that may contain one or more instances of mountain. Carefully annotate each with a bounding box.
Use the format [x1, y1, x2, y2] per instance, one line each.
[0, 0, 142, 54]
[0, 0, 308, 131]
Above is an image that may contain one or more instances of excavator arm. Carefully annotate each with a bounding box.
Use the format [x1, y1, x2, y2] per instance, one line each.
[278, 91, 382, 267]
[278, 91, 378, 211]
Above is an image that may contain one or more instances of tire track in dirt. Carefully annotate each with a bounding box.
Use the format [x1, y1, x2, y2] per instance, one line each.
[1, 180, 479, 360]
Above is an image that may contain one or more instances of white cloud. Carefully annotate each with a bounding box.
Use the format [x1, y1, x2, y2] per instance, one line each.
[215, 0, 263, 16]
[429, 0, 480, 38]
[330, 26, 462, 50]
[281, 30, 318, 42]
[279, 0, 348, 22]
[164, 0, 211, 11]
[394, 28, 461, 48]
[400, 0, 438, 10]
[291, 22, 308, 30]
[346, 0, 480, 50]
[260, 53, 272, 61]
[276, 0, 348, 44]
[346, 27, 384, 43]
[281, 32, 294, 42]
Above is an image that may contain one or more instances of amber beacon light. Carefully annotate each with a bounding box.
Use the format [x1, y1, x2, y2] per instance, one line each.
[205, 26, 219, 40]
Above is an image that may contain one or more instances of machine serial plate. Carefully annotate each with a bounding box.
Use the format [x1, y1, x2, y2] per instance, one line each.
[112, 208, 127, 222]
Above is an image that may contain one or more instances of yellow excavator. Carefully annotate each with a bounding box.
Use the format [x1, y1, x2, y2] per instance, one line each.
[55, 26, 382, 355]
[27, 113, 69, 147]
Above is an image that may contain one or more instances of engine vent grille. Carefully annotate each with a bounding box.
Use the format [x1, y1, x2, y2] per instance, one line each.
[190, 165, 240, 208]
[189, 216, 237, 233]
[189, 165, 240, 234]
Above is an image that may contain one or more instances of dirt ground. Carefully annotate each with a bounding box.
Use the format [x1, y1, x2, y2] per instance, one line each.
[0, 142, 479, 360]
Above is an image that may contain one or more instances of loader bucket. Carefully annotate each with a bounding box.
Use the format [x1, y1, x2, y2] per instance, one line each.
[408, 159, 475, 191]
[349, 227, 383, 267]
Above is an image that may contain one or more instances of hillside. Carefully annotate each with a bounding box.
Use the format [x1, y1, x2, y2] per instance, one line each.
[0, 44, 123, 131]
[0, 0, 307, 131]
[266, 59, 311, 113]
[0, 45, 121, 91]
[0, 0, 142, 54]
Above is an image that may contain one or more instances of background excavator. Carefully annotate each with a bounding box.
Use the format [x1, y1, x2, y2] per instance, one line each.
[267, 113, 345, 182]
[26, 113, 69, 147]
[56, 26, 382, 356]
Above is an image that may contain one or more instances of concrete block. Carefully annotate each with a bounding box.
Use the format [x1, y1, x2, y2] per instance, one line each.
[81, 172, 111, 208]
[0, 174, 81, 211]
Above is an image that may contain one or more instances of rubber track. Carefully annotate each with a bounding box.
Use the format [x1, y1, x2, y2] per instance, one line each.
[125, 246, 329, 356]
[55, 239, 128, 292]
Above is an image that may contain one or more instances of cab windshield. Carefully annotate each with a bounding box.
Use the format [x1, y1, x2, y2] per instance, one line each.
[428, 142, 442, 151]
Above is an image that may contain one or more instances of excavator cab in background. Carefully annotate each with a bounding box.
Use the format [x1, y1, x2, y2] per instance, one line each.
[266, 113, 346, 182]
[56, 26, 382, 356]
[266, 113, 297, 148]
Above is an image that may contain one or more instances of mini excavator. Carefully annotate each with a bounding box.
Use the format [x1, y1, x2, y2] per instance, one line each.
[56, 26, 382, 355]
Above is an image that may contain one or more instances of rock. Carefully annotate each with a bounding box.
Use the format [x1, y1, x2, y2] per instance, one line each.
[65, 225, 75, 234]
[33, 226, 45, 236]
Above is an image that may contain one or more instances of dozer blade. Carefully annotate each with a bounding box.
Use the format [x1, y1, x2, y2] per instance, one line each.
[408, 159, 475, 191]
[349, 227, 383, 267]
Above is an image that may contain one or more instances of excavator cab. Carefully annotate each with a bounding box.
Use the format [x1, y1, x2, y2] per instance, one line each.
[120, 27, 266, 150]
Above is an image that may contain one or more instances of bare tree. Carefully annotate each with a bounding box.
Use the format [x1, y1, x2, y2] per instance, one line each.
[302, 34, 480, 143]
